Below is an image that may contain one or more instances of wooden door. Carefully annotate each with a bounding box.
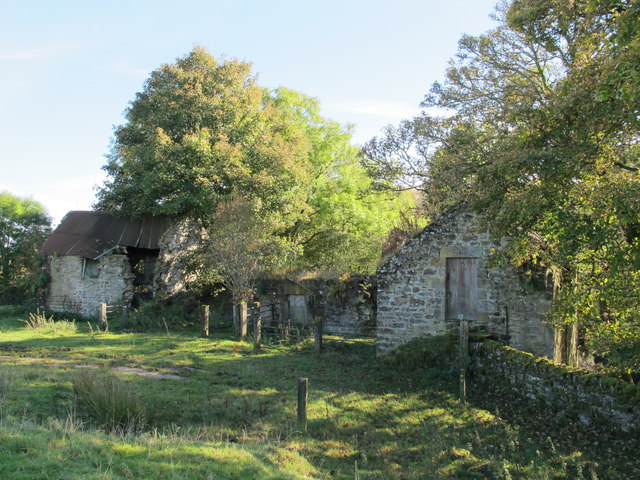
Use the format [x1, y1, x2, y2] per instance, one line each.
[446, 258, 478, 321]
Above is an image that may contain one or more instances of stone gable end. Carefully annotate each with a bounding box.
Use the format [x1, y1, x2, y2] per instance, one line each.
[376, 210, 553, 357]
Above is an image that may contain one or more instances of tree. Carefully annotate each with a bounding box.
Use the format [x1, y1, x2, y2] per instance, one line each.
[365, 0, 640, 373]
[0, 192, 51, 303]
[96, 47, 310, 222]
[189, 195, 296, 337]
[271, 87, 417, 273]
[97, 48, 415, 277]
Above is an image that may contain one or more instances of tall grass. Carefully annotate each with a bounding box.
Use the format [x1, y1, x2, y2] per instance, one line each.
[20, 309, 76, 335]
[0, 368, 11, 398]
[73, 370, 146, 433]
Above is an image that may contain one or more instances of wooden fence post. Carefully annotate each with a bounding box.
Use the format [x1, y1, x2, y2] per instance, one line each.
[297, 378, 308, 430]
[253, 303, 262, 349]
[314, 317, 323, 356]
[99, 303, 108, 332]
[459, 319, 469, 403]
[201, 305, 210, 338]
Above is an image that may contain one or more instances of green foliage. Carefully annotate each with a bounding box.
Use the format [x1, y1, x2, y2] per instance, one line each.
[111, 296, 210, 333]
[365, 0, 640, 372]
[73, 370, 146, 432]
[272, 87, 415, 273]
[0, 191, 51, 303]
[96, 47, 310, 221]
[97, 48, 414, 277]
[190, 195, 298, 304]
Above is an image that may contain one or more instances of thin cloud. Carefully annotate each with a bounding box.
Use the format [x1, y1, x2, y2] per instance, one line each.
[0, 43, 78, 61]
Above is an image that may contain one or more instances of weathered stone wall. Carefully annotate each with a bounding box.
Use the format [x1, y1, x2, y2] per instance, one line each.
[473, 342, 640, 432]
[313, 278, 376, 336]
[257, 277, 376, 336]
[46, 254, 134, 318]
[377, 209, 553, 356]
[155, 218, 205, 295]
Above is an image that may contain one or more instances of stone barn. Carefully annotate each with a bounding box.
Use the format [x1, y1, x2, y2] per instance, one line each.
[41, 211, 176, 318]
[376, 208, 554, 357]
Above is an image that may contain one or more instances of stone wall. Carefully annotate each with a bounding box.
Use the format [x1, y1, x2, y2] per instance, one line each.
[155, 217, 205, 295]
[473, 342, 640, 432]
[314, 278, 375, 336]
[46, 254, 134, 318]
[377, 209, 553, 356]
[257, 277, 376, 336]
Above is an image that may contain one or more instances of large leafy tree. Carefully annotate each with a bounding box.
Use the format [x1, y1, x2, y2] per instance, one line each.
[96, 47, 310, 222]
[364, 0, 640, 373]
[0, 192, 51, 303]
[98, 48, 413, 277]
[272, 88, 416, 273]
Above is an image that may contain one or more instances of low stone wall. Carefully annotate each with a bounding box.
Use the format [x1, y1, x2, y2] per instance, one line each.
[472, 341, 640, 432]
[309, 277, 375, 336]
[258, 276, 376, 336]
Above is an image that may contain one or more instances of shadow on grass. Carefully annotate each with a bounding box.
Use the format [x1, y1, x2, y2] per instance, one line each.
[2, 324, 638, 479]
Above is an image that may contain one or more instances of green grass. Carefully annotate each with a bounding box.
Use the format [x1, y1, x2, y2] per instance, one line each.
[0, 304, 638, 479]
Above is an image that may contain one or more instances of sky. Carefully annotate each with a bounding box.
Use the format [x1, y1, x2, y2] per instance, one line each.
[0, 0, 498, 226]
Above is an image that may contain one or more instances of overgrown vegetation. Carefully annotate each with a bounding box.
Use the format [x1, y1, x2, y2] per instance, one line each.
[1, 305, 638, 479]
[363, 0, 640, 374]
[73, 370, 146, 432]
[0, 192, 51, 304]
[20, 308, 77, 335]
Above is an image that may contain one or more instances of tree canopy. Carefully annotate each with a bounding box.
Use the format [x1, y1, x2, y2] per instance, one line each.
[364, 0, 640, 374]
[97, 47, 414, 276]
[0, 192, 51, 303]
[96, 47, 310, 221]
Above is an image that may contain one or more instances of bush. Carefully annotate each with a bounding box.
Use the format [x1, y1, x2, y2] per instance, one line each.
[111, 296, 204, 333]
[73, 370, 146, 432]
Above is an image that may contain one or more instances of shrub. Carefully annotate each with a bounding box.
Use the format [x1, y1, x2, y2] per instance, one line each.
[112, 297, 202, 333]
[73, 370, 146, 432]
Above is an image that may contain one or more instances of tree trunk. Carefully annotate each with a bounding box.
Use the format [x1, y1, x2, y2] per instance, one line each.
[238, 301, 247, 338]
[554, 324, 567, 364]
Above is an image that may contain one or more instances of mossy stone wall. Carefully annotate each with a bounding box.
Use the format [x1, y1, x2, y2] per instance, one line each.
[472, 341, 640, 432]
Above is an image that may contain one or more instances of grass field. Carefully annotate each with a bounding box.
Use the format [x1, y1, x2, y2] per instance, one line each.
[0, 305, 638, 479]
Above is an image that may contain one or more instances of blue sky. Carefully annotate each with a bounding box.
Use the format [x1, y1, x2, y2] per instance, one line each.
[0, 0, 498, 225]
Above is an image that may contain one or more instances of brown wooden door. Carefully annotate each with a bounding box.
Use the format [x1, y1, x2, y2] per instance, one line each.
[446, 258, 478, 321]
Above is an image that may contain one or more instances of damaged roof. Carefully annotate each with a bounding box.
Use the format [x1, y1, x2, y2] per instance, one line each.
[41, 211, 171, 260]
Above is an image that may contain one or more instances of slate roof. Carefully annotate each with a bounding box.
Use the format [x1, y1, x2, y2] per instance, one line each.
[41, 211, 171, 260]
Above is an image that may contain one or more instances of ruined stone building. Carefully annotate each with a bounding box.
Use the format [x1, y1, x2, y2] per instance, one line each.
[40, 211, 197, 318]
[376, 208, 554, 357]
